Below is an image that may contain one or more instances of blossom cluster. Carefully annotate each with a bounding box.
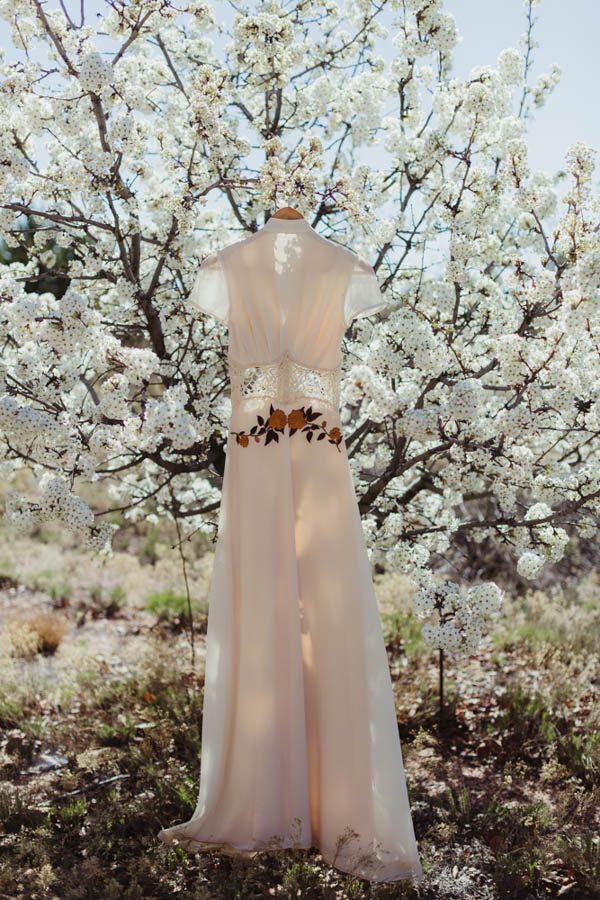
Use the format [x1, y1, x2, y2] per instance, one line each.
[413, 580, 504, 655]
[4, 476, 118, 554]
[77, 50, 112, 95]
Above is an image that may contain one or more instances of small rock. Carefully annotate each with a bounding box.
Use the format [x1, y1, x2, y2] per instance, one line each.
[28, 752, 69, 773]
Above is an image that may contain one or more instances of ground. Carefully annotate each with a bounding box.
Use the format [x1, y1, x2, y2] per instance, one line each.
[0, 490, 599, 899]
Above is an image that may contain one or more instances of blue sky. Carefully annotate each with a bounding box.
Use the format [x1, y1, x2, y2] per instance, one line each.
[0, 0, 597, 183]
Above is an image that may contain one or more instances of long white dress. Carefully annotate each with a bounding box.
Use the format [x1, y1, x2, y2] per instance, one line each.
[158, 215, 424, 885]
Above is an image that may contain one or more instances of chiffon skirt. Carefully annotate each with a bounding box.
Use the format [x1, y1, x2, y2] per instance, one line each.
[158, 397, 424, 884]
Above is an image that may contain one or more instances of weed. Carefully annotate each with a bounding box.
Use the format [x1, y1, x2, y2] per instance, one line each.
[88, 583, 127, 618]
[97, 719, 137, 747]
[145, 589, 207, 629]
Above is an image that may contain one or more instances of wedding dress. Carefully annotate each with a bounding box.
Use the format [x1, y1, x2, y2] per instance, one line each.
[158, 215, 424, 884]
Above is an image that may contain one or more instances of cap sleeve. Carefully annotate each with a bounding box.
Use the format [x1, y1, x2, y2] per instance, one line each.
[343, 254, 387, 327]
[188, 250, 229, 323]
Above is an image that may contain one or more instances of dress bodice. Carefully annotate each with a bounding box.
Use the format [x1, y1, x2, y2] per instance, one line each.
[189, 216, 388, 412]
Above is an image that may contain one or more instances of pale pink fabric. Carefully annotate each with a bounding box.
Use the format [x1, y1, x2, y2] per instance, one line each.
[158, 216, 424, 885]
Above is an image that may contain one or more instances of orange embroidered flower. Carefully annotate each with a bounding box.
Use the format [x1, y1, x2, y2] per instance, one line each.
[287, 408, 306, 429]
[231, 403, 344, 452]
[268, 408, 287, 430]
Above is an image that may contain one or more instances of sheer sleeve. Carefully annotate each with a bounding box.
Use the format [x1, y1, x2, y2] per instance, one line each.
[188, 251, 229, 323]
[343, 254, 387, 327]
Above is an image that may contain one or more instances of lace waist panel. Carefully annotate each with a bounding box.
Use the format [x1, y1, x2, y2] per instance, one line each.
[230, 351, 341, 410]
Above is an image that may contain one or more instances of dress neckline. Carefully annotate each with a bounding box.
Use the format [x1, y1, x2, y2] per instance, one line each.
[262, 216, 313, 233]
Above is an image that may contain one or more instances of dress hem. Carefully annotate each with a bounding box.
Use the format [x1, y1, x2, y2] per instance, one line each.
[158, 827, 424, 885]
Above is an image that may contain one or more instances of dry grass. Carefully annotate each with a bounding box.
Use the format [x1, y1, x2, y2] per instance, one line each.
[6, 611, 70, 657]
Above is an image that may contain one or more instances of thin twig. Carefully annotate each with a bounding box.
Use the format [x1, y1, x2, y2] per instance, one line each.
[38, 773, 130, 805]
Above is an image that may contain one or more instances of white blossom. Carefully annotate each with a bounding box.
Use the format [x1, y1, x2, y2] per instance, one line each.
[414, 579, 504, 656]
[497, 48, 524, 85]
[77, 50, 112, 94]
[516, 551, 545, 580]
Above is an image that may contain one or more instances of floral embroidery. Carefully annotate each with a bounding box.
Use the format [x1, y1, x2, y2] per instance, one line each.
[231, 403, 344, 452]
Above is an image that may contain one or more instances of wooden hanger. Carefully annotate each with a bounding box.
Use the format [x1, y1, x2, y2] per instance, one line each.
[270, 206, 304, 220]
